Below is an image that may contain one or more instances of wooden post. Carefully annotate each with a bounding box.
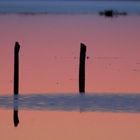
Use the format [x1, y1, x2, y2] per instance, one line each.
[14, 42, 20, 95]
[13, 41, 20, 127]
[79, 43, 86, 94]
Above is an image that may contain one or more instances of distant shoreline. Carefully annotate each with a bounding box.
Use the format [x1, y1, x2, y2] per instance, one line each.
[0, 1, 140, 15]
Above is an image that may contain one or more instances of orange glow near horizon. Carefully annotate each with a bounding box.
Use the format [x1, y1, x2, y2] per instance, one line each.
[0, 15, 140, 94]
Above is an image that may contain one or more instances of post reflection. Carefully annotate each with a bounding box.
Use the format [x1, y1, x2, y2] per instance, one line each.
[13, 95, 19, 127]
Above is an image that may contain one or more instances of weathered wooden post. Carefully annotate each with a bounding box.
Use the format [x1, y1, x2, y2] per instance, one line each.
[13, 41, 20, 127]
[79, 43, 86, 94]
[14, 42, 20, 95]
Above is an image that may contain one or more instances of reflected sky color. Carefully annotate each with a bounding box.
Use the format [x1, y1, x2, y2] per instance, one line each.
[0, 15, 140, 93]
[0, 110, 140, 140]
[1, 94, 140, 112]
[0, 3, 140, 139]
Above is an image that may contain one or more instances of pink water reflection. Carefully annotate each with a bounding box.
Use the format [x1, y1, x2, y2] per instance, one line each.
[1, 110, 140, 140]
[0, 15, 140, 93]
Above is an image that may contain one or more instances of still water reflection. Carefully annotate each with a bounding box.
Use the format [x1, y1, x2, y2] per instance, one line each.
[1, 94, 138, 112]
[0, 93, 139, 127]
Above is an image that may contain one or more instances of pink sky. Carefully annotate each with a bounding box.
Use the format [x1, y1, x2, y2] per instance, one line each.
[0, 15, 140, 94]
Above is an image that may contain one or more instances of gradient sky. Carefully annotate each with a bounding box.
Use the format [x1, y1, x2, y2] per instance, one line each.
[0, 15, 140, 94]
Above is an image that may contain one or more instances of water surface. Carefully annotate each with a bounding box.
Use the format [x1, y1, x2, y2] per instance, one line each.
[0, 14, 140, 93]
[1, 93, 140, 112]
[0, 2, 140, 139]
[0, 1, 140, 14]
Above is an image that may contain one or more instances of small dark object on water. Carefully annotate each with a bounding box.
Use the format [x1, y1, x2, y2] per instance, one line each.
[99, 10, 127, 17]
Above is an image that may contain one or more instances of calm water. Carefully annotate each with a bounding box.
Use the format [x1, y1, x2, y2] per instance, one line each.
[0, 1, 140, 14]
[1, 14, 140, 93]
[0, 1, 140, 139]
[1, 94, 140, 140]
[1, 94, 140, 112]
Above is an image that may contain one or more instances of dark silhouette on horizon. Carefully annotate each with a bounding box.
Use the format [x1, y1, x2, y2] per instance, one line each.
[13, 41, 20, 127]
[99, 10, 127, 17]
[79, 43, 86, 94]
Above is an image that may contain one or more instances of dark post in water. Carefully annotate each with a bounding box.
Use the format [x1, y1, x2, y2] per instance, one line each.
[13, 107, 19, 127]
[79, 43, 86, 94]
[14, 42, 20, 95]
[13, 41, 20, 127]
